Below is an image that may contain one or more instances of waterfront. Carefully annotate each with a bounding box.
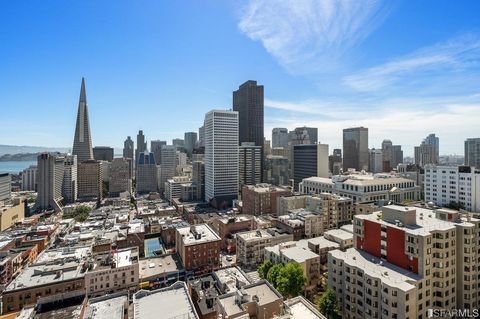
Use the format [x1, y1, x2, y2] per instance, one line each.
[0, 161, 36, 174]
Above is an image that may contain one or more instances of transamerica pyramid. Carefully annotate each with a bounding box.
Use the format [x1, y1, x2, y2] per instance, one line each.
[72, 77, 94, 162]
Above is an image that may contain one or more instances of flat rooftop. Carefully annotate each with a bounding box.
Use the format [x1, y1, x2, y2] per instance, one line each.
[214, 266, 250, 293]
[281, 246, 319, 263]
[236, 228, 289, 241]
[139, 254, 183, 280]
[177, 224, 220, 246]
[306, 236, 340, 249]
[133, 281, 199, 319]
[35, 246, 91, 264]
[323, 229, 354, 241]
[356, 205, 460, 236]
[330, 248, 420, 291]
[84, 294, 128, 319]
[5, 261, 85, 292]
[285, 296, 326, 319]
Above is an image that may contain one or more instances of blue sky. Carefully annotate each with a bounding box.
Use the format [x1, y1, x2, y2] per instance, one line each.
[1, 0, 479, 156]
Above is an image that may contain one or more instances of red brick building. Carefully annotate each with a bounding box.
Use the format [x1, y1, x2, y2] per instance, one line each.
[241, 184, 291, 215]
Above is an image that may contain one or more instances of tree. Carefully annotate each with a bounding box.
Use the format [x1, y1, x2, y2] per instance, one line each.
[258, 260, 273, 279]
[318, 288, 339, 319]
[64, 205, 92, 222]
[266, 264, 283, 288]
[276, 262, 306, 298]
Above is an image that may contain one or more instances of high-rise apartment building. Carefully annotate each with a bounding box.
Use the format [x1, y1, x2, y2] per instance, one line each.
[329, 205, 480, 318]
[135, 130, 147, 165]
[0, 174, 11, 204]
[93, 146, 114, 162]
[21, 165, 37, 191]
[150, 140, 166, 165]
[368, 148, 383, 173]
[239, 142, 262, 189]
[62, 155, 77, 203]
[72, 78, 94, 163]
[136, 152, 158, 194]
[414, 143, 437, 167]
[123, 136, 134, 160]
[192, 160, 205, 201]
[424, 165, 480, 212]
[159, 145, 176, 192]
[36, 153, 64, 212]
[109, 158, 132, 197]
[424, 133, 439, 162]
[204, 110, 239, 207]
[292, 144, 329, 191]
[184, 132, 198, 157]
[77, 160, 102, 201]
[272, 128, 288, 148]
[343, 127, 368, 172]
[465, 138, 480, 168]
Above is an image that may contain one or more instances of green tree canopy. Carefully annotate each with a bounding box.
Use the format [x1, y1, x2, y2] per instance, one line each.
[258, 260, 273, 279]
[318, 288, 339, 319]
[276, 262, 306, 298]
[266, 264, 283, 288]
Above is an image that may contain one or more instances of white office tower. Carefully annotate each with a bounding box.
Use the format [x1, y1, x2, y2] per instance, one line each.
[109, 158, 132, 197]
[160, 145, 176, 193]
[424, 165, 480, 212]
[62, 155, 78, 203]
[204, 110, 239, 207]
[368, 148, 383, 173]
[36, 153, 64, 212]
[22, 165, 37, 191]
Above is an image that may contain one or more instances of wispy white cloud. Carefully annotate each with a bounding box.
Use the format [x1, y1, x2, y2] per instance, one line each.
[264, 94, 480, 155]
[343, 34, 480, 91]
[238, 0, 392, 74]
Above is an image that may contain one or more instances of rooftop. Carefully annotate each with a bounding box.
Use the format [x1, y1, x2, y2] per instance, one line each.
[214, 266, 251, 294]
[139, 254, 183, 280]
[5, 261, 85, 292]
[177, 224, 220, 246]
[236, 228, 289, 241]
[35, 246, 91, 264]
[330, 248, 420, 291]
[284, 296, 327, 319]
[133, 281, 199, 319]
[84, 293, 128, 319]
[281, 246, 319, 263]
[243, 184, 290, 193]
[323, 229, 354, 242]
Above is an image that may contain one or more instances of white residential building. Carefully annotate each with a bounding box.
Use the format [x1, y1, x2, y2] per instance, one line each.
[21, 165, 37, 191]
[424, 164, 480, 213]
[62, 155, 78, 203]
[204, 110, 239, 206]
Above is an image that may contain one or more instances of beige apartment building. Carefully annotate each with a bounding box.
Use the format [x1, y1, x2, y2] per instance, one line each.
[77, 160, 102, 201]
[328, 205, 480, 319]
[236, 228, 293, 268]
[85, 247, 140, 297]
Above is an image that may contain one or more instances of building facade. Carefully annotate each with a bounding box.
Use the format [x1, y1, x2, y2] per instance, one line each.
[465, 138, 480, 168]
[272, 128, 289, 148]
[239, 142, 262, 189]
[293, 144, 329, 191]
[93, 146, 114, 162]
[109, 158, 132, 196]
[241, 184, 291, 215]
[77, 160, 102, 201]
[36, 153, 64, 212]
[343, 127, 368, 172]
[136, 152, 158, 194]
[424, 165, 480, 213]
[62, 155, 78, 203]
[21, 165, 37, 191]
[204, 110, 239, 207]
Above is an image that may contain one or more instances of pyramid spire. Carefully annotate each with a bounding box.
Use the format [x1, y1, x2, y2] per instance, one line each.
[72, 77, 94, 162]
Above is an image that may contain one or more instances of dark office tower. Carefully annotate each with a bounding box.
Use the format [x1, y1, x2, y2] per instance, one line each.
[293, 144, 329, 191]
[72, 78, 94, 163]
[123, 136, 134, 160]
[289, 126, 318, 145]
[233, 81, 264, 146]
[151, 140, 166, 165]
[392, 145, 404, 169]
[343, 127, 368, 172]
[184, 132, 198, 157]
[465, 138, 480, 168]
[272, 128, 288, 148]
[136, 130, 147, 164]
[93, 146, 114, 162]
[381, 139, 393, 172]
[198, 125, 205, 148]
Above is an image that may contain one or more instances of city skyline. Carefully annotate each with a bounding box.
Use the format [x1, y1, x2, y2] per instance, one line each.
[1, 1, 480, 155]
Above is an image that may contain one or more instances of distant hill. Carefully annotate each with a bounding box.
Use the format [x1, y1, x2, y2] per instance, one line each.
[0, 145, 70, 157]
